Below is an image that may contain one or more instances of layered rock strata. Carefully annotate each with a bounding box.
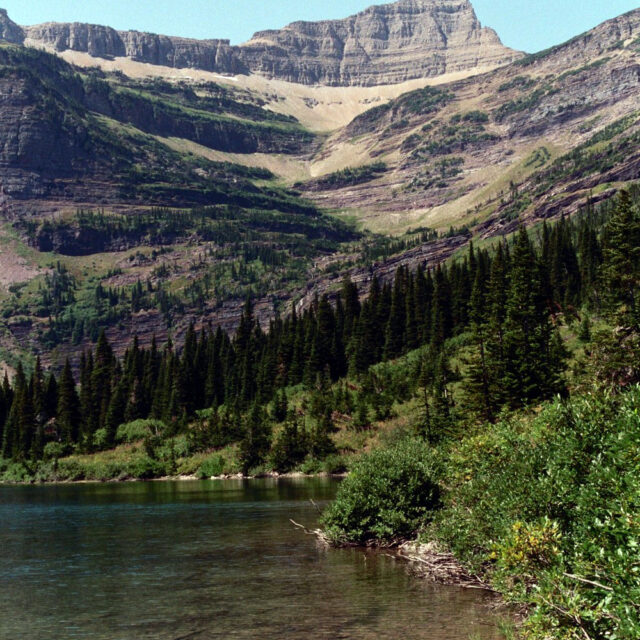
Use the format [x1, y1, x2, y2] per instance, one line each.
[17, 0, 522, 86]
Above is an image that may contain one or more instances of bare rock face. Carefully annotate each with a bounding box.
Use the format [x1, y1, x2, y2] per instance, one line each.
[240, 0, 522, 86]
[0, 8, 24, 44]
[20, 0, 521, 86]
[23, 21, 247, 74]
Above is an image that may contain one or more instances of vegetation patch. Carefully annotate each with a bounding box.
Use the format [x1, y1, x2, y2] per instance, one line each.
[404, 157, 465, 192]
[497, 75, 537, 93]
[494, 86, 559, 122]
[346, 86, 453, 136]
[321, 438, 441, 545]
[409, 117, 499, 161]
[297, 162, 387, 191]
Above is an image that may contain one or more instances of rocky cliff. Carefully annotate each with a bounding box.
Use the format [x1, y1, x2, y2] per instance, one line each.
[23, 22, 247, 74]
[18, 0, 521, 86]
[240, 0, 522, 86]
[0, 8, 23, 44]
[296, 6, 640, 235]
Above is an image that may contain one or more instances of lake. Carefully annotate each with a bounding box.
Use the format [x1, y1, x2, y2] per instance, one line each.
[0, 478, 505, 639]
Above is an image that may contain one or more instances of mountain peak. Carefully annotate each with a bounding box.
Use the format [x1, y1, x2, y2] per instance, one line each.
[17, 0, 521, 86]
[0, 7, 24, 44]
[240, 0, 520, 85]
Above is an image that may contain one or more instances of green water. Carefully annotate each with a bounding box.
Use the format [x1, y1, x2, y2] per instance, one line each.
[0, 478, 504, 639]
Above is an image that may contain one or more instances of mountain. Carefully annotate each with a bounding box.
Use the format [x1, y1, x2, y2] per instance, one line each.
[237, 0, 522, 86]
[0, 8, 22, 43]
[21, 0, 522, 87]
[301, 8, 640, 234]
[0, 44, 314, 213]
[0, 2, 639, 369]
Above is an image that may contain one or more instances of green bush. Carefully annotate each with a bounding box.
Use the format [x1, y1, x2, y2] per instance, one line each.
[116, 419, 166, 443]
[92, 428, 109, 450]
[433, 388, 640, 639]
[0, 461, 32, 483]
[125, 456, 166, 480]
[321, 438, 440, 544]
[196, 455, 225, 479]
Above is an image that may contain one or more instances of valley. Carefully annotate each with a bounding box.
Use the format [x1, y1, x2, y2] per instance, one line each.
[1, 4, 640, 638]
[0, 2, 639, 367]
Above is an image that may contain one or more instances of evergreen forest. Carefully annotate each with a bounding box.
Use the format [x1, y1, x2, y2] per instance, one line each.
[1, 186, 639, 640]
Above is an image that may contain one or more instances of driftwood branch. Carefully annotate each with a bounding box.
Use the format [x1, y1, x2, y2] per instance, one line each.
[395, 548, 495, 591]
[289, 519, 330, 544]
[309, 499, 322, 514]
[563, 572, 614, 592]
[289, 519, 317, 534]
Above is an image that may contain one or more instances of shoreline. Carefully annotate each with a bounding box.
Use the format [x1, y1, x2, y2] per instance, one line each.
[0, 470, 349, 487]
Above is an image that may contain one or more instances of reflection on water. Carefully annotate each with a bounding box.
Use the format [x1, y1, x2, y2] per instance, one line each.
[0, 478, 504, 639]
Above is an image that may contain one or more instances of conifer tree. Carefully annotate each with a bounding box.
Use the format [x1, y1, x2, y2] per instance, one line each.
[464, 268, 497, 422]
[104, 376, 128, 447]
[239, 403, 271, 473]
[502, 227, 565, 406]
[431, 265, 452, 348]
[600, 190, 640, 327]
[56, 359, 80, 446]
[30, 357, 46, 459]
[92, 330, 114, 432]
[383, 270, 407, 359]
[270, 415, 307, 472]
[3, 365, 35, 459]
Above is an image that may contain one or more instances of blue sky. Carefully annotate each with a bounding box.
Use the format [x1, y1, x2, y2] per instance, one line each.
[3, 1, 639, 52]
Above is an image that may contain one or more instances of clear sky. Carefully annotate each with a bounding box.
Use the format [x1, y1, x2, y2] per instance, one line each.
[3, 1, 639, 53]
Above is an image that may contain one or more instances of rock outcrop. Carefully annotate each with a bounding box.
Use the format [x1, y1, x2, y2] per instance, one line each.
[17, 0, 522, 86]
[23, 22, 247, 74]
[0, 8, 24, 44]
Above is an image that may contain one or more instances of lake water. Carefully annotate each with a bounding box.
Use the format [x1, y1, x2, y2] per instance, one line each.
[0, 478, 505, 639]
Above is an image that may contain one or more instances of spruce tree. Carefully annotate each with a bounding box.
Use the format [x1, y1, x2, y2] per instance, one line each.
[464, 268, 497, 422]
[239, 403, 272, 474]
[92, 330, 114, 432]
[502, 227, 565, 406]
[56, 359, 80, 446]
[600, 190, 640, 327]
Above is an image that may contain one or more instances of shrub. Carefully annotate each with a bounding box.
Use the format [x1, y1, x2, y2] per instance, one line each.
[321, 438, 441, 544]
[433, 388, 640, 639]
[196, 455, 225, 479]
[126, 456, 166, 480]
[116, 419, 165, 443]
[92, 428, 109, 450]
[0, 461, 31, 483]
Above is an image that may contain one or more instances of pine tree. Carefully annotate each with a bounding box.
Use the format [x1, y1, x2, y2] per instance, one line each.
[341, 276, 360, 348]
[239, 403, 272, 474]
[272, 388, 288, 423]
[431, 265, 452, 348]
[383, 269, 407, 359]
[429, 351, 454, 440]
[352, 395, 370, 431]
[92, 330, 114, 432]
[3, 365, 36, 460]
[104, 376, 128, 448]
[600, 190, 640, 327]
[270, 415, 308, 472]
[30, 357, 46, 459]
[56, 359, 80, 446]
[464, 268, 497, 422]
[502, 227, 565, 406]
